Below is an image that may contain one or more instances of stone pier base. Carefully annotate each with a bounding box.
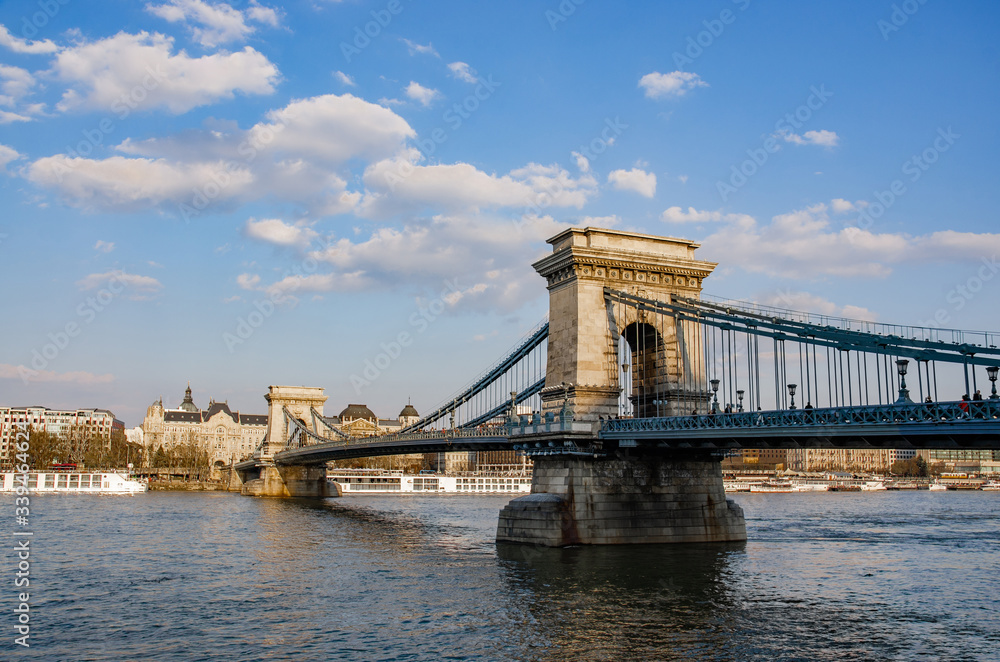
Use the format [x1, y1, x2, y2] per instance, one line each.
[497, 453, 746, 546]
[241, 465, 338, 498]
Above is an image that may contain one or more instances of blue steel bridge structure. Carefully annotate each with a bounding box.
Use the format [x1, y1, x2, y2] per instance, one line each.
[251, 288, 1000, 470]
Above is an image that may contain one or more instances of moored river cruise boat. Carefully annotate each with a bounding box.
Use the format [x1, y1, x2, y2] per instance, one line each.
[329, 470, 532, 494]
[0, 471, 147, 495]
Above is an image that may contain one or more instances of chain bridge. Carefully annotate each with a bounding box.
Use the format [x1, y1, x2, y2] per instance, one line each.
[234, 227, 1000, 546]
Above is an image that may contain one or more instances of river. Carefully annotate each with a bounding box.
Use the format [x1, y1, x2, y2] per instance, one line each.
[2, 490, 998, 661]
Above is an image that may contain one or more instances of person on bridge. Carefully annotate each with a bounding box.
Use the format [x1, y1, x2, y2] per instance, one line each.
[973, 389, 983, 401]
[960, 394, 970, 416]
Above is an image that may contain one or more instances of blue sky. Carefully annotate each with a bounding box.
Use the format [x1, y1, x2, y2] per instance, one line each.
[1, 0, 998, 426]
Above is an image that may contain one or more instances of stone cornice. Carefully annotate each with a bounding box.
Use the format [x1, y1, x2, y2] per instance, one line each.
[533, 245, 717, 291]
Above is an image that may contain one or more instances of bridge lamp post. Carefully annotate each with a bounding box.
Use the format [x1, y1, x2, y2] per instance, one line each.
[987, 366, 999, 400]
[710, 378, 720, 413]
[736, 389, 745, 412]
[895, 359, 912, 404]
[787, 383, 797, 410]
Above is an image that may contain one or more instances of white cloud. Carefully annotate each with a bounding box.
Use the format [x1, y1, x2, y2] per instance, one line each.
[678, 174, 688, 184]
[404, 81, 440, 107]
[0, 364, 114, 385]
[246, 1, 281, 27]
[759, 291, 878, 322]
[146, 0, 280, 47]
[447, 61, 477, 83]
[0, 144, 21, 172]
[660, 206, 754, 225]
[245, 218, 319, 247]
[578, 215, 621, 227]
[248, 93, 415, 164]
[52, 31, 279, 114]
[361, 155, 597, 217]
[0, 24, 58, 54]
[27, 155, 255, 211]
[607, 168, 656, 197]
[0, 64, 36, 105]
[571, 151, 590, 173]
[638, 71, 707, 99]
[333, 70, 355, 86]
[782, 129, 839, 147]
[76, 270, 163, 298]
[401, 38, 438, 57]
[0, 109, 31, 123]
[236, 273, 261, 290]
[697, 201, 1000, 279]
[94, 240, 115, 253]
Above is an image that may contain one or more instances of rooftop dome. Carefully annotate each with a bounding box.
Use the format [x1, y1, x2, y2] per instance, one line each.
[339, 404, 376, 421]
[399, 403, 419, 418]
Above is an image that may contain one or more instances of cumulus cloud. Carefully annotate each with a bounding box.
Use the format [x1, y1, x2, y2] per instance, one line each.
[759, 291, 878, 322]
[76, 269, 164, 298]
[27, 155, 255, 211]
[660, 206, 754, 225]
[447, 61, 477, 83]
[607, 168, 656, 197]
[333, 70, 355, 86]
[0, 24, 58, 54]
[244, 218, 319, 247]
[697, 201, 1000, 279]
[52, 31, 279, 114]
[0, 364, 114, 385]
[94, 240, 115, 253]
[404, 81, 440, 107]
[146, 0, 281, 47]
[236, 273, 261, 290]
[401, 38, 438, 57]
[782, 129, 839, 147]
[360, 155, 597, 217]
[0, 144, 21, 172]
[638, 71, 707, 99]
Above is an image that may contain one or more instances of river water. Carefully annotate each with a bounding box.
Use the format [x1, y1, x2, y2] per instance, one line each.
[2, 490, 999, 661]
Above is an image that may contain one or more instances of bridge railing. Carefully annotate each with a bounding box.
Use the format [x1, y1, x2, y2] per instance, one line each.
[600, 400, 1000, 434]
[286, 423, 513, 452]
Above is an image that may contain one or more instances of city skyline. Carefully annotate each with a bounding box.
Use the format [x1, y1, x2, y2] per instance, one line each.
[1, 0, 999, 426]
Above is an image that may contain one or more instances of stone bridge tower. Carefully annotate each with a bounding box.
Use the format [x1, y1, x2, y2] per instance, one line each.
[261, 385, 328, 458]
[498, 227, 745, 547]
[532, 227, 717, 422]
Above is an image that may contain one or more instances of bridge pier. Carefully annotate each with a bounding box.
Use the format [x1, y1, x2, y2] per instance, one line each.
[497, 450, 745, 546]
[239, 464, 338, 498]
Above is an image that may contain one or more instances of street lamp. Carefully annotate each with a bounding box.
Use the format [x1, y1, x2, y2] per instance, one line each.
[736, 389, 745, 412]
[895, 359, 912, 404]
[987, 366, 1000, 400]
[787, 383, 797, 410]
[710, 378, 720, 413]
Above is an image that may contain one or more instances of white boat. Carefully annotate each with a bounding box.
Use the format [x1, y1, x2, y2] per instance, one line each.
[749, 481, 796, 493]
[861, 481, 888, 491]
[329, 470, 532, 494]
[791, 480, 831, 492]
[981, 481, 1000, 491]
[1, 471, 147, 495]
[928, 483, 949, 491]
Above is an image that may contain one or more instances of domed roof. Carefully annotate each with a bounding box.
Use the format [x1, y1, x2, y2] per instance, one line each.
[339, 403, 376, 421]
[399, 403, 419, 418]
